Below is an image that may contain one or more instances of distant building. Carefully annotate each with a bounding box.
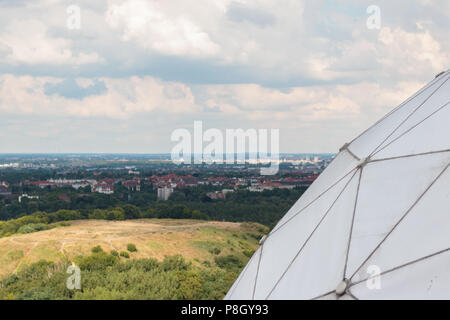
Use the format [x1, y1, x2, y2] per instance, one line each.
[206, 189, 234, 200]
[157, 187, 173, 201]
[206, 191, 225, 200]
[247, 186, 266, 192]
[24, 179, 96, 190]
[93, 180, 114, 194]
[247, 182, 295, 192]
[182, 177, 199, 187]
[122, 180, 141, 192]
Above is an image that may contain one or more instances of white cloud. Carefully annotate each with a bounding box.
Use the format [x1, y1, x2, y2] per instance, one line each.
[0, 20, 103, 65]
[105, 0, 219, 57]
[0, 73, 423, 129]
[0, 71, 428, 152]
[376, 27, 449, 74]
[0, 0, 447, 152]
[0, 74, 200, 119]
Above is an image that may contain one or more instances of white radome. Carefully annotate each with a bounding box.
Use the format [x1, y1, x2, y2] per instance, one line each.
[225, 70, 450, 300]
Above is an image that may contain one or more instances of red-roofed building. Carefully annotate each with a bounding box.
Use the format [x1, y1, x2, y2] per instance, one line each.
[122, 180, 141, 191]
[93, 181, 114, 194]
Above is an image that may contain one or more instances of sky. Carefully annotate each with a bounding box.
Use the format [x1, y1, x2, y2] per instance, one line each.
[0, 0, 448, 154]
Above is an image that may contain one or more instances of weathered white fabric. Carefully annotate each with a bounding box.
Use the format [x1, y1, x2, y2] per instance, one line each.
[226, 70, 450, 300]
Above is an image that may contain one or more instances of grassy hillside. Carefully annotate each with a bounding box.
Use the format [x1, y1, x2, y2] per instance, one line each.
[0, 219, 267, 288]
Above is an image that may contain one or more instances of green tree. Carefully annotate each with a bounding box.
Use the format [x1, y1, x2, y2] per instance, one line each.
[122, 204, 142, 220]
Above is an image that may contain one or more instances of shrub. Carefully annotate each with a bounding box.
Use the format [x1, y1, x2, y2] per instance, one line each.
[109, 208, 125, 220]
[214, 255, 243, 270]
[91, 245, 103, 254]
[126, 243, 137, 252]
[77, 252, 118, 271]
[191, 210, 209, 220]
[202, 261, 211, 267]
[18, 223, 50, 234]
[122, 204, 142, 219]
[243, 249, 255, 258]
[88, 209, 108, 220]
[133, 258, 159, 271]
[209, 247, 221, 255]
[57, 222, 71, 227]
[161, 255, 189, 271]
[110, 250, 119, 257]
[119, 251, 130, 259]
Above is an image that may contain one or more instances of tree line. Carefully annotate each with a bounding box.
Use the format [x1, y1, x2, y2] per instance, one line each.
[0, 186, 306, 228]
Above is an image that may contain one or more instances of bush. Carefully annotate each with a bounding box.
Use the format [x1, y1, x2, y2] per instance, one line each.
[202, 261, 211, 267]
[91, 245, 103, 254]
[119, 251, 130, 259]
[243, 249, 255, 258]
[191, 210, 209, 220]
[122, 204, 142, 219]
[110, 250, 119, 257]
[17, 223, 50, 234]
[77, 252, 118, 271]
[161, 255, 189, 271]
[214, 255, 243, 270]
[88, 209, 108, 220]
[126, 243, 137, 252]
[209, 247, 221, 255]
[0, 254, 238, 300]
[56, 222, 71, 227]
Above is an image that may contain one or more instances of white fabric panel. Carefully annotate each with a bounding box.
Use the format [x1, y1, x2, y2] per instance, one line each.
[348, 72, 449, 159]
[251, 171, 356, 299]
[268, 172, 360, 300]
[225, 247, 262, 300]
[345, 153, 449, 278]
[371, 103, 450, 160]
[272, 150, 358, 229]
[352, 165, 450, 283]
[226, 71, 450, 300]
[372, 74, 450, 158]
[350, 250, 450, 300]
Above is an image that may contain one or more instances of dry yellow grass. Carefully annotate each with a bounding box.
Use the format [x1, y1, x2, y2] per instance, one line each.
[0, 219, 261, 278]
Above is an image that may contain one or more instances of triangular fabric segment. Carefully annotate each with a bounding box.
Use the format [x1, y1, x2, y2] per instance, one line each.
[353, 163, 450, 283]
[267, 172, 360, 300]
[250, 170, 357, 299]
[371, 101, 450, 160]
[371, 75, 450, 159]
[272, 150, 357, 229]
[345, 152, 449, 278]
[350, 250, 450, 300]
[347, 73, 449, 159]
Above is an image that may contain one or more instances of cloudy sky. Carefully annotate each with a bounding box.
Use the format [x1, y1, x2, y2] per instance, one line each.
[0, 0, 448, 153]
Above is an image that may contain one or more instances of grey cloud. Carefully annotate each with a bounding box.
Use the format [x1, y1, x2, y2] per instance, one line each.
[44, 78, 106, 99]
[226, 2, 276, 27]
